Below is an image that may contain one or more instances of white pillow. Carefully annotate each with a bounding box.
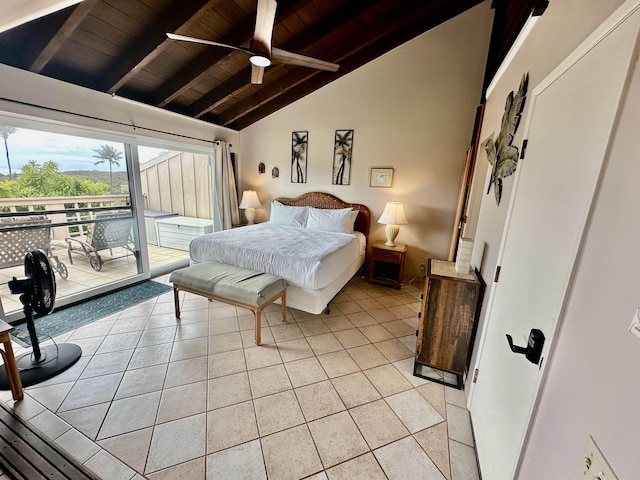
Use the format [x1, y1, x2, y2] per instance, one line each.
[306, 207, 358, 234]
[269, 201, 309, 227]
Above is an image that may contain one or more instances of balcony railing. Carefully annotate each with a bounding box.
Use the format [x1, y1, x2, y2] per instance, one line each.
[0, 195, 130, 242]
[0, 195, 190, 317]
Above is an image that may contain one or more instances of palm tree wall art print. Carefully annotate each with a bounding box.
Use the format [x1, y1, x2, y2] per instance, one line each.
[291, 131, 308, 183]
[332, 129, 353, 185]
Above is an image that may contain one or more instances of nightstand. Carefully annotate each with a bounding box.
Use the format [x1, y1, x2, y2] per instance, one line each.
[367, 241, 408, 289]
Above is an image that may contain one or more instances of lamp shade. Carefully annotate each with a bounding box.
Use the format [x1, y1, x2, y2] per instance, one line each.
[239, 190, 261, 225]
[377, 202, 408, 247]
[239, 190, 261, 209]
[377, 202, 408, 226]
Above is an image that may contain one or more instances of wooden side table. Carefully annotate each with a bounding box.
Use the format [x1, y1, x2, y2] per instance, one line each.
[414, 259, 484, 389]
[367, 241, 408, 289]
[0, 320, 23, 401]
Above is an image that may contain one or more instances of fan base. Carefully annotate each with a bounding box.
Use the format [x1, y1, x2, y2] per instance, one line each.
[0, 343, 82, 390]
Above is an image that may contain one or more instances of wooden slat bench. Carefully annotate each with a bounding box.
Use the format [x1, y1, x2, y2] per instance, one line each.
[169, 262, 287, 345]
[0, 401, 100, 480]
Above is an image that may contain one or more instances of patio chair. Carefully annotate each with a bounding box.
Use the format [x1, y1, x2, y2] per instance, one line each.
[65, 211, 137, 271]
[0, 215, 68, 279]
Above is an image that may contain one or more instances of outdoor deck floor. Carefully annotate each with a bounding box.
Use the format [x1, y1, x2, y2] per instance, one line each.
[0, 244, 189, 316]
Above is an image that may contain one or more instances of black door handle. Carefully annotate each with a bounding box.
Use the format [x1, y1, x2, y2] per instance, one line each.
[506, 334, 527, 354]
[505, 328, 545, 365]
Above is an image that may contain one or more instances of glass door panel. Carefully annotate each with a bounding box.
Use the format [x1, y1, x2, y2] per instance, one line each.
[0, 124, 143, 321]
[137, 145, 213, 275]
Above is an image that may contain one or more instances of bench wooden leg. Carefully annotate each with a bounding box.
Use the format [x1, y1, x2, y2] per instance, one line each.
[255, 309, 261, 346]
[173, 287, 181, 319]
[0, 333, 23, 401]
[281, 290, 286, 323]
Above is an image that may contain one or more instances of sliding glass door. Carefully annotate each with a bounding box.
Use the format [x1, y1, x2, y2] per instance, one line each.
[0, 115, 216, 322]
[0, 123, 145, 321]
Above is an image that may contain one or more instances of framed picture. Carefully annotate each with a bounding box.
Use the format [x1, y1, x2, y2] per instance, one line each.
[332, 129, 353, 185]
[291, 131, 308, 183]
[370, 168, 394, 187]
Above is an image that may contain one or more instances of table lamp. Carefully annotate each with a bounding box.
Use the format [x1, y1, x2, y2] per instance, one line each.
[377, 201, 408, 247]
[239, 190, 261, 225]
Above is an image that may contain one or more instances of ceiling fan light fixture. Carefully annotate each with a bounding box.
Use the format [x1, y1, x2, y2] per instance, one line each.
[250, 55, 271, 67]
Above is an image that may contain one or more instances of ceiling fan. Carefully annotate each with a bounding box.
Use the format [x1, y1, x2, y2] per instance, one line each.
[166, 0, 339, 84]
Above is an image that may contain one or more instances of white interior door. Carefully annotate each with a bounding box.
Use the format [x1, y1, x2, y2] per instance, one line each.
[469, 6, 640, 479]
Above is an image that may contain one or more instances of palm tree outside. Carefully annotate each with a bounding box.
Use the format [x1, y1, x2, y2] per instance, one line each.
[0, 125, 17, 180]
[93, 144, 123, 193]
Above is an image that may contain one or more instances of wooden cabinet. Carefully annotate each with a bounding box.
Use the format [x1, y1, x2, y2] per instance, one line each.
[415, 258, 484, 388]
[367, 241, 407, 289]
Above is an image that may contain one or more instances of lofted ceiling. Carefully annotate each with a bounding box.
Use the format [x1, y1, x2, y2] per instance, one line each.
[0, 0, 548, 131]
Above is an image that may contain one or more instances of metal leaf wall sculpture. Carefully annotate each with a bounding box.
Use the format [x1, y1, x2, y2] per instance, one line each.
[483, 72, 529, 205]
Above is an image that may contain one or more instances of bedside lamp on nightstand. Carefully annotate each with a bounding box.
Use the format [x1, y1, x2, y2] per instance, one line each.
[378, 201, 408, 247]
[239, 190, 261, 225]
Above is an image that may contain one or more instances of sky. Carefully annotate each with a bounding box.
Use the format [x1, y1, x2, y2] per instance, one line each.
[0, 127, 166, 175]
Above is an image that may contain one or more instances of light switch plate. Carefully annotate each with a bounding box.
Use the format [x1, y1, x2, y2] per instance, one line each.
[580, 436, 618, 480]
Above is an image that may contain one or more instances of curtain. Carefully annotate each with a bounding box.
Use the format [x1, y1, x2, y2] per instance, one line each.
[212, 141, 240, 230]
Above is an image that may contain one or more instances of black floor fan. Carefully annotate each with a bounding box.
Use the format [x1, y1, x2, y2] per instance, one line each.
[0, 250, 82, 389]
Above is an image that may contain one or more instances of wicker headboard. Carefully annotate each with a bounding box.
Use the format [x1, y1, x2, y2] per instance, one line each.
[275, 192, 371, 239]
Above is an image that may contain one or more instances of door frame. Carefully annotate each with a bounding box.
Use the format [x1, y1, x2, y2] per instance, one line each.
[466, 0, 640, 474]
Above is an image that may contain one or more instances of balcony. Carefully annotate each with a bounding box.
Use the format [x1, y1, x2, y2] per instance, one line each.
[0, 195, 191, 316]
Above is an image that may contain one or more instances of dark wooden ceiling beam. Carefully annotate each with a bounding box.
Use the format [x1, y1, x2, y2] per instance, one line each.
[190, 70, 251, 118]
[220, 0, 484, 128]
[153, 0, 310, 108]
[482, 0, 549, 94]
[29, 0, 97, 73]
[0, 0, 544, 130]
[102, 0, 219, 94]
[532, 0, 550, 16]
[153, 16, 256, 108]
[189, 0, 387, 119]
[217, 0, 430, 126]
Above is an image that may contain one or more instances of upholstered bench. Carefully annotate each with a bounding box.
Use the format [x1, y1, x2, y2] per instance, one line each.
[169, 262, 287, 345]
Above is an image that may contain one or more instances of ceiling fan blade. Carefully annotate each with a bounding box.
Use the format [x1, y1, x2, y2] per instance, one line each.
[272, 48, 339, 72]
[251, 0, 277, 58]
[166, 33, 253, 56]
[251, 63, 265, 84]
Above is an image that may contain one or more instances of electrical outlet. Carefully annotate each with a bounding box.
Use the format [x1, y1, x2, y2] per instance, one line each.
[580, 436, 618, 480]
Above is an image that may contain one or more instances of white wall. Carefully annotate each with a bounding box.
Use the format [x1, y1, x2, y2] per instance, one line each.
[0, 63, 238, 150]
[238, 2, 493, 274]
[466, 0, 626, 381]
[466, 0, 640, 477]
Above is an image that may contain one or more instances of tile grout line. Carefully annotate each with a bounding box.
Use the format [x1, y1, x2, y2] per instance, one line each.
[6, 278, 478, 480]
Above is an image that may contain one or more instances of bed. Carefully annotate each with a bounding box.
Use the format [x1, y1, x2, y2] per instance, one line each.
[189, 192, 371, 314]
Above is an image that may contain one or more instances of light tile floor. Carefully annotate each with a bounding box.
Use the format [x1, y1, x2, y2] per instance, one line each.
[0, 276, 480, 480]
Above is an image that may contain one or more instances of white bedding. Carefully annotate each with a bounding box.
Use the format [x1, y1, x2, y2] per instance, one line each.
[189, 223, 365, 290]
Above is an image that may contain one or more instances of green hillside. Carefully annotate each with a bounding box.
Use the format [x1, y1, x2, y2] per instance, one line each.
[63, 170, 128, 185]
[0, 170, 128, 184]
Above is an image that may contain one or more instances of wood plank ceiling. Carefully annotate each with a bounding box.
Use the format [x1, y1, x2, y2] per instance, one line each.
[0, 0, 549, 131]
